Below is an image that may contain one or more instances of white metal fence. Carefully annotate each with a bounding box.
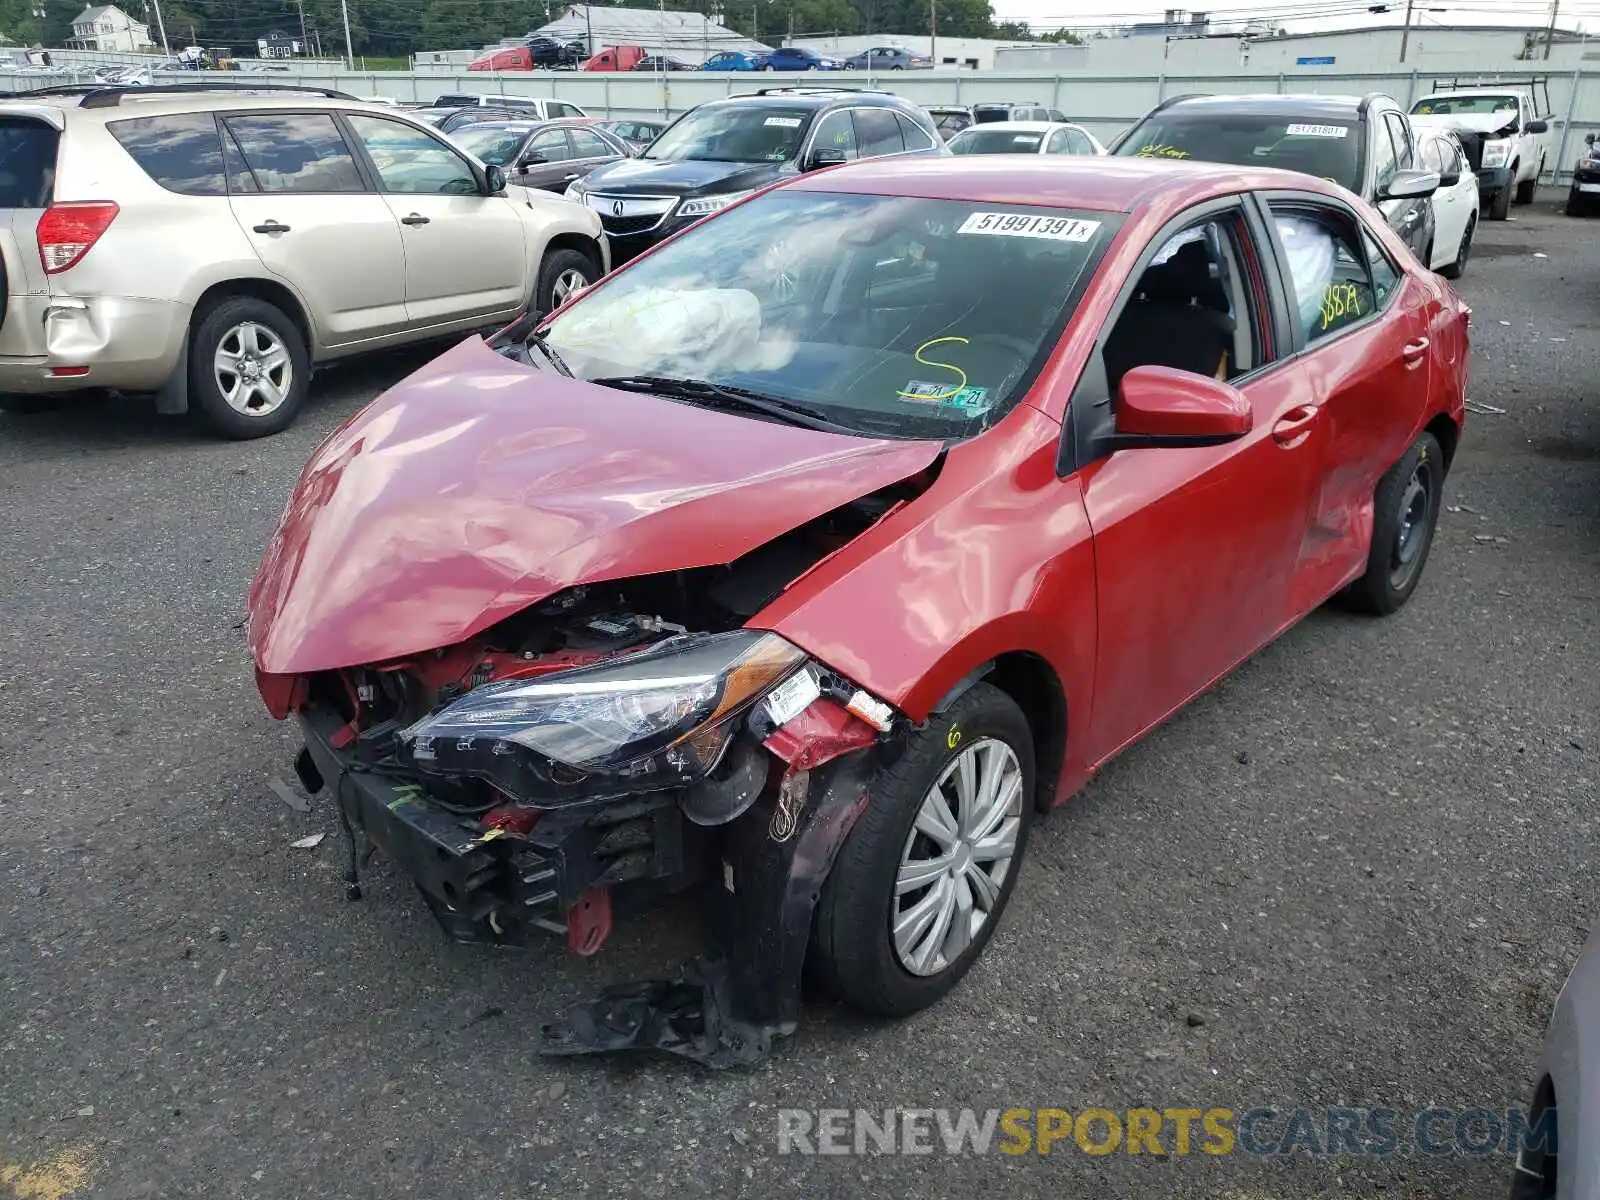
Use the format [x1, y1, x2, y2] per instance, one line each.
[4, 64, 1596, 181]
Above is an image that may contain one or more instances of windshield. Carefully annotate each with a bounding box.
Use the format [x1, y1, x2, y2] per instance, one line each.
[1412, 94, 1518, 116]
[540, 191, 1113, 439]
[1116, 111, 1362, 191]
[951, 127, 1045, 154]
[454, 126, 526, 164]
[645, 105, 811, 162]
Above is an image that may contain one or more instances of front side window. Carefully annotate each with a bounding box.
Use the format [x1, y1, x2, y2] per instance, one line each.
[1269, 204, 1376, 345]
[109, 113, 225, 196]
[1384, 112, 1415, 171]
[454, 125, 528, 166]
[1100, 213, 1266, 396]
[568, 128, 613, 158]
[346, 114, 478, 194]
[810, 110, 858, 159]
[223, 114, 365, 193]
[645, 105, 810, 163]
[1118, 110, 1362, 192]
[541, 191, 1114, 439]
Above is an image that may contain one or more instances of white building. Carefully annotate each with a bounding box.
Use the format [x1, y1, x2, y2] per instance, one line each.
[69, 4, 152, 53]
[523, 5, 769, 65]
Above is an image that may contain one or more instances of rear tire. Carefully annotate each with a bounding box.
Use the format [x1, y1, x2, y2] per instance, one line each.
[1489, 183, 1511, 220]
[187, 295, 310, 440]
[1515, 173, 1537, 205]
[810, 682, 1035, 1017]
[1439, 214, 1474, 279]
[1340, 431, 1444, 616]
[533, 246, 600, 317]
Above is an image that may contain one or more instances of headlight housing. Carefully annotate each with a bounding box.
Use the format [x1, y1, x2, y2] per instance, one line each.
[676, 190, 754, 218]
[1481, 139, 1510, 168]
[564, 179, 587, 200]
[399, 631, 807, 803]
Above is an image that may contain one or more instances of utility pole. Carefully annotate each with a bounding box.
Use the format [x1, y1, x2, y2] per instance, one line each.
[340, 0, 354, 68]
[1398, 0, 1413, 62]
[296, 0, 308, 55]
[1543, 0, 1559, 58]
[148, 0, 171, 57]
[585, 3, 594, 54]
[929, 0, 937, 65]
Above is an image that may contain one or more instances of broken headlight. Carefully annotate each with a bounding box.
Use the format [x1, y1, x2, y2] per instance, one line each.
[399, 631, 807, 802]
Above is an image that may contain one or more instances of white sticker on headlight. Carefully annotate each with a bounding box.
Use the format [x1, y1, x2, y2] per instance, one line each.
[765, 668, 821, 727]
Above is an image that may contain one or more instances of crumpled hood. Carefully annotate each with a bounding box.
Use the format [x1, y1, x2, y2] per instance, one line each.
[1411, 111, 1516, 137]
[248, 337, 941, 675]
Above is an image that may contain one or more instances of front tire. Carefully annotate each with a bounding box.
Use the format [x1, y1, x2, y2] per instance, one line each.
[534, 246, 600, 316]
[811, 682, 1035, 1017]
[1489, 183, 1511, 220]
[187, 296, 309, 440]
[1340, 431, 1445, 615]
[1439, 214, 1474, 279]
[1568, 188, 1596, 217]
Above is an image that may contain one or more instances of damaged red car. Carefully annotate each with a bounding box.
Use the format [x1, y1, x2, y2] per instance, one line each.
[249, 156, 1469, 1066]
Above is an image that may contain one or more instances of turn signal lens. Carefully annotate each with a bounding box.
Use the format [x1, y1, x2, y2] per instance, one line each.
[37, 202, 119, 273]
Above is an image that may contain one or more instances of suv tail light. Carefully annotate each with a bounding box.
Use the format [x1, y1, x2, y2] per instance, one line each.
[37, 201, 119, 274]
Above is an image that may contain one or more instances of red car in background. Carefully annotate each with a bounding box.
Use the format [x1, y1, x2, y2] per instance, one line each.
[247, 156, 1468, 1067]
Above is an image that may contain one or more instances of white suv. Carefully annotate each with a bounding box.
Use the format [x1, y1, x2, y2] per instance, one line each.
[0, 83, 607, 437]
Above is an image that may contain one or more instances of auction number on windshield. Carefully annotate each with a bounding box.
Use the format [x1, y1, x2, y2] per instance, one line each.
[957, 212, 1100, 242]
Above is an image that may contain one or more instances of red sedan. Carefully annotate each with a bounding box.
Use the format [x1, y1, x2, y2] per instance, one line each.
[248, 156, 1468, 1066]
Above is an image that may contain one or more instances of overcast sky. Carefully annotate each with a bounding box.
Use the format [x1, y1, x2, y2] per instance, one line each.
[991, 0, 1586, 35]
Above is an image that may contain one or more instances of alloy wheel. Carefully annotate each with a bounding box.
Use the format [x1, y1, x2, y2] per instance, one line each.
[892, 738, 1024, 977]
[213, 321, 292, 416]
[551, 267, 589, 307]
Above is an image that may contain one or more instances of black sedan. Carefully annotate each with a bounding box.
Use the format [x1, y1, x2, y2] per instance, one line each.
[451, 120, 632, 192]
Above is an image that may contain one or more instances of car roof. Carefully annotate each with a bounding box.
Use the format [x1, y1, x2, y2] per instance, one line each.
[4, 88, 433, 121]
[785, 154, 1342, 213]
[718, 88, 906, 111]
[958, 120, 1067, 133]
[1160, 93, 1378, 119]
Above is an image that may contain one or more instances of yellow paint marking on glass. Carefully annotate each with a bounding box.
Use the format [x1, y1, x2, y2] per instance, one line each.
[1318, 282, 1363, 331]
[897, 337, 970, 401]
[1, 1145, 97, 1200]
[1135, 144, 1190, 159]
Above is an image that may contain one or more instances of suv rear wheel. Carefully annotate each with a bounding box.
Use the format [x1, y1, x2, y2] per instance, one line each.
[188, 295, 310, 439]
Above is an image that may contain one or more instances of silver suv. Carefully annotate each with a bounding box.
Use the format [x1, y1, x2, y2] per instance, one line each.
[0, 84, 608, 437]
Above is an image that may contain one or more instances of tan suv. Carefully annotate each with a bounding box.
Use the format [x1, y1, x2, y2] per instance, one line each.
[0, 83, 608, 437]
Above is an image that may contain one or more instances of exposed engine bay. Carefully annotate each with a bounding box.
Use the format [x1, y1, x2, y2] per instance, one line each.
[282, 479, 927, 1066]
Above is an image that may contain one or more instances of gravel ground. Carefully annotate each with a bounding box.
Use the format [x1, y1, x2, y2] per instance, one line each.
[1, 203, 1596, 1200]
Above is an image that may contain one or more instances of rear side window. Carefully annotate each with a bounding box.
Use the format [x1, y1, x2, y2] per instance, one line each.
[222, 114, 365, 193]
[0, 119, 60, 208]
[894, 111, 936, 152]
[853, 108, 904, 157]
[108, 113, 225, 196]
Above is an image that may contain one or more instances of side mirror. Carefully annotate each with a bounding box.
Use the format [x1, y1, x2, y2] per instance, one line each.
[1526, 119, 1549, 134]
[1438, 170, 1460, 188]
[1379, 168, 1440, 200]
[807, 146, 850, 171]
[1110, 365, 1251, 450]
[1588, 132, 1598, 146]
[483, 163, 507, 193]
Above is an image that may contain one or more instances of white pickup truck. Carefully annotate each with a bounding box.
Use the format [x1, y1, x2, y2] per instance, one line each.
[1408, 84, 1553, 220]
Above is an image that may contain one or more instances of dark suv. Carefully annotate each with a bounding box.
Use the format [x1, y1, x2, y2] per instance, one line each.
[1113, 93, 1440, 262]
[566, 87, 946, 262]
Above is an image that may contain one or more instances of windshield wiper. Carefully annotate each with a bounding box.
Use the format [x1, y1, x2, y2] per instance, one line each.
[521, 330, 573, 377]
[589, 375, 860, 435]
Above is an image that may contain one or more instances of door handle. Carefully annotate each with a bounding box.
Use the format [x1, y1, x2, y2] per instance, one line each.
[252, 220, 290, 234]
[1402, 337, 1430, 363]
[1271, 404, 1319, 445]
[562, 173, 579, 180]
[400, 213, 430, 226]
